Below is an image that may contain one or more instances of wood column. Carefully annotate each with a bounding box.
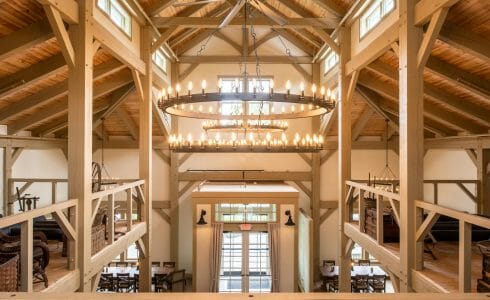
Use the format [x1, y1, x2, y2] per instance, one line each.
[170, 63, 180, 263]
[398, 0, 424, 291]
[138, 25, 153, 292]
[337, 26, 353, 292]
[311, 62, 321, 279]
[2, 145, 12, 216]
[476, 148, 490, 216]
[68, 0, 93, 292]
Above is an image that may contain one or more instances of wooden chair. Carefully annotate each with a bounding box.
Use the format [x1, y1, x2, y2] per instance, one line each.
[358, 259, 370, 266]
[154, 273, 169, 292]
[351, 274, 369, 293]
[327, 275, 339, 292]
[133, 274, 139, 292]
[166, 269, 186, 292]
[370, 274, 386, 293]
[116, 273, 131, 292]
[98, 273, 114, 292]
[152, 261, 161, 267]
[116, 262, 128, 267]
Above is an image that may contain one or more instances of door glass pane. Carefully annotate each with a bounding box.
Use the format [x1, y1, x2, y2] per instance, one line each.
[248, 232, 271, 293]
[219, 232, 243, 292]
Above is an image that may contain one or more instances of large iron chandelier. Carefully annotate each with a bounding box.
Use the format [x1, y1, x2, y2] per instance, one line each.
[158, 1, 337, 152]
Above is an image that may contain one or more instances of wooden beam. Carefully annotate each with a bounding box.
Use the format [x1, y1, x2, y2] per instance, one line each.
[155, 208, 171, 224]
[291, 63, 312, 81]
[320, 149, 335, 165]
[298, 153, 312, 167]
[352, 107, 374, 141]
[294, 181, 312, 199]
[417, 8, 448, 70]
[68, 0, 93, 290]
[178, 55, 313, 64]
[220, 0, 245, 28]
[249, 30, 278, 52]
[398, 0, 424, 289]
[273, 28, 315, 56]
[179, 153, 193, 165]
[310, 0, 345, 17]
[214, 31, 242, 53]
[147, 0, 177, 16]
[319, 208, 336, 224]
[93, 20, 146, 74]
[179, 171, 312, 182]
[53, 209, 77, 241]
[20, 219, 33, 291]
[346, 20, 399, 75]
[152, 26, 180, 53]
[414, 0, 458, 26]
[153, 17, 337, 29]
[465, 149, 478, 167]
[43, 4, 75, 68]
[311, 27, 340, 54]
[0, 20, 52, 61]
[415, 211, 440, 242]
[116, 107, 138, 140]
[179, 64, 200, 82]
[175, 29, 217, 55]
[0, 54, 66, 100]
[459, 220, 472, 292]
[319, 107, 337, 136]
[152, 95, 170, 137]
[178, 181, 196, 198]
[439, 23, 490, 64]
[37, 0, 79, 24]
[9, 71, 133, 134]
[0, 59, 125, 124]
[476, 148, 490, 215]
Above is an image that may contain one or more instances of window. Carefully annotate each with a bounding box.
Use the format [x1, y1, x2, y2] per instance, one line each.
[360, 0, 395, 38]
[215, 203, 277, 223]
[248, 102, 270, 125]
[127, 243, 139, 260]
[153, 49, 167, 73]
[324, 51, 339, 74]
[247, 79, 271, 93]
[97, 0, 132, 37]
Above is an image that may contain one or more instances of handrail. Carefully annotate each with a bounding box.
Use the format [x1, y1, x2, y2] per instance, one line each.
[345, 180, 400, 201]
[415, 200, 490, 229]
[91, 179, 145, 200]
[0, 199, 77, 228]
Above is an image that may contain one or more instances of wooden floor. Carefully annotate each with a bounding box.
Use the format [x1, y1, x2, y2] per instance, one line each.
[384, 241, 483, 292]
[34, 241, 72, 292]
[0, 293, 488, 299]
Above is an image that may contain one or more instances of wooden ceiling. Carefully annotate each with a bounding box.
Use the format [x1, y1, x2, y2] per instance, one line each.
[0, 0, 488, 143]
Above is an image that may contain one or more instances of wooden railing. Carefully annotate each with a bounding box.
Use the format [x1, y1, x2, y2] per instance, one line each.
[415, 200, 490, 292]
[91, 179, 145, 250]
[7, 178, 68, 215]
[0, 199, 78, 292]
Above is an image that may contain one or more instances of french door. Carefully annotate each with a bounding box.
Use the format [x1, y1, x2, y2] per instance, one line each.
[219, 231, 271, 293]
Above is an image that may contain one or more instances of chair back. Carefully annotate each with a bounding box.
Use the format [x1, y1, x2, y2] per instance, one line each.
[322, 260, 335, 267]
[116, 273, 131, 287]
[162, 261, 176, 274]
[99, 273, 114, 291]
[372, 274, 386, 288]
[358, 259, 370, 266]
[354, 274, 369, 289]
[152, 261, 161, 267]
[116, 262, 128, 267]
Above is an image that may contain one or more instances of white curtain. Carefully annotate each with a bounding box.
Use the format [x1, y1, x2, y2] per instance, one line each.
[209, 222, 223, 292]
[268, 223, 280, 292]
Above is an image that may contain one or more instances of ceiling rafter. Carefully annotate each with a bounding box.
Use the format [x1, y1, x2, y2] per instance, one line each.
[439, 23, 490, 64]
[147, 0, 178, 17]
[0, 20, 53, 61]
[0, 59, 125, 124]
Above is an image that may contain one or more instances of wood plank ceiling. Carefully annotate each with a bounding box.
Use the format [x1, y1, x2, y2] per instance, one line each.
[0, 0, 488, 141]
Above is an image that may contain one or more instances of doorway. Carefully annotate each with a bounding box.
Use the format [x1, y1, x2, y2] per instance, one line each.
[219, 231, 271, 293]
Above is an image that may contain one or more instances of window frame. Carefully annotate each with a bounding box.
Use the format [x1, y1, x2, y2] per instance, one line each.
[153, 48, 167, 74]
[323, 51, 339, 75]
[97, 0, 132, 39]
[359, 0, 396, 40]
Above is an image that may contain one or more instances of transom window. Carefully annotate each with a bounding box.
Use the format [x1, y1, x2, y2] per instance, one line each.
[360, 0, 395, 38]
[153, 49, 167, 73]
[324, 51, 338, 74]
[215, 203, 277, 223]
[97, 0, 132, 37]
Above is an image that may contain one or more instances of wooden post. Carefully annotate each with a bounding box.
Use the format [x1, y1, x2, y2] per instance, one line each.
[311, 62, 321, 278]
[337, 26, 354, 292]
[459, 220, 472, 292]
[20, 219, 33, 292]
[359, 189, 365, 232]
[476, 148, 490, 215]
[170, 63, 180, 264]
[398, 0, 424, 291]
[138, 25, 153, 292]
[51, 182, 57, 204]
[376, 195, 384, 245]
[3, 145, 12, 216]
[107, 194, 115, 244]
[68, 0, 94, 291]
[126, 188, 133, 231]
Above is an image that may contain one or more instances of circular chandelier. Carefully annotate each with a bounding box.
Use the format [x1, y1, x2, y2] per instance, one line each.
[158, 1, 337, 153]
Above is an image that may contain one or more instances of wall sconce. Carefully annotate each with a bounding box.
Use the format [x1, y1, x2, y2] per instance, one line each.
[197, 209, 207, 225]
[284, 210, 295, 226]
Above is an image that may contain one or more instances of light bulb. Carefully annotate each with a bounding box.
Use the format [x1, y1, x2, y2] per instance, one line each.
[300, 82, 305, 92]
[231, 132, 237, 142]
[234, 78, 239, 87]
[187, 81, 193, 91]
[270, 80, 274, 89]
[161, 89, 166, 98]
[281, 133, 286, 142]
[271, 106, 275, 113]
[326, 88, 331, 98]
[311, 84, 317, 94]
[218, 78, 223, 89]
[252, 78, 257, 88]
[320, 86, 325, 96]
[208, 106, 213, 113]
[285, 80, 291, 90]
[249, 132, 254, 142]
[198, 105, 203, 112]
[266, 132, 271, 141]
[175, 83, 181, 93]
[201, 80, 207, 90]
[167, 86, 172, 95]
